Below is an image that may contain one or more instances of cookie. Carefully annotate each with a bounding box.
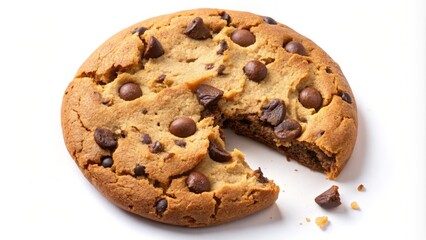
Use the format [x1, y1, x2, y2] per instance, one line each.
[61, 8, 357, 227]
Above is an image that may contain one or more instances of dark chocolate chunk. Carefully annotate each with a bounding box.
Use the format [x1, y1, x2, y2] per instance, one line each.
[169, 117, 197, 138]
[132, 27, 147, 36]
[186, 171, 211, 193]
[254, 167, 269, 183]
[195, 84, 224, 108]
[101, 156, 114, 168]
[149, 141, 164, 153]
[141, 134, 152, 144]
[220, 12, 231, 25]
[184, 17, 212, 40]
[155, 74, 166, 83]
[231, 29, 256, 47]
[315, 185, 342, 209]
[243, 60, 267, 82]
[284, 40, 306, 56]
[340, 92, 352, 103]
[274, 119, 302, 141]
[205, 63, 214, 70]
[217, 40, 228, 55]
[217, 65, 226, 75]
[134, 164, 146, 176]
[94, 128, 117, 150]
[144, 36, 164, 59]
[175, 140, 186, 148]
[260, 99, 286, 126]
[263, 16, 277, 25]
[208, 140, 232, 162]
[156, 198, 168, 216]
[119, 82, 142, 101]
[299, 87, 323, 110]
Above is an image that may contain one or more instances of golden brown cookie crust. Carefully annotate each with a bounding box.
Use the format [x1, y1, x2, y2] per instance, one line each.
[62, 8, 357, 227]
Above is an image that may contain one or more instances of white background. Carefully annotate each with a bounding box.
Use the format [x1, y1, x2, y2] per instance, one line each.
[1, 0, 425, 239]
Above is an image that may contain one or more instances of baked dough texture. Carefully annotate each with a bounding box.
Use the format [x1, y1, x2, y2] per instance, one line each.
[61, 9, 357, 227]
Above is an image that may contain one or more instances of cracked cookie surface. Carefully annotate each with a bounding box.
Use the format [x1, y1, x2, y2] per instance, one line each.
[61, 8, 357, 227]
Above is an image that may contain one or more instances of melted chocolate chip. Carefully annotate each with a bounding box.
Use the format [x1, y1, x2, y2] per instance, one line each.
[263, 16, 277, 25]
[254, 167, 269, 183]
[175, 140, 186, 148]
[208, 140, 232, 162]
[144, 36, 164, 59]
[184, 17, 212, 40]
[169, 117, 197, 138]
[274, 119, 302, 141]
[149, 141, 164, 153]
[101, 156, 114, 168]
[315, 185, 341, 209]
[205, 63, 214, 70]
[261, 99, 286, 126]
[132, 27, 147, 36]
[284, 41, 306, 56]
[156, 198, 168, 215]
[217, 40, 228, 55]
[340, 92, 352, 103]
[217, 65, 226, 75]
[141, 134, 152, 144]
[231, 29, 256, 47]
[243, 60, 267, 82]
[186, 171, 211, 193]
[134, 164, 146, 176]
[195, 84, 224, 108]
[119, 82, 142, 101]
[220, 12, 231, 25]
[94, 128, 117, 150]
[299, 87, 323, 110]
[155, 74, 166, 83]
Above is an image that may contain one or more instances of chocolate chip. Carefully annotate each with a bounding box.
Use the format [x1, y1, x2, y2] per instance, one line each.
[254, 167, 269, 183]
[231, 29, 256, 47]
[299, 87, 323, 110]
[261, 99, 286, 126]
[195, 84, 224, 108]
[149, 141, 164, 153]
[274, 119, 302, 141]
[141, 134, 152, 144]
[243, 60, 267, 82]
[217, 65, 226, 75]
[220, 12, 231, 25]
[156, 198, 168, 215]
[142, 108, 148, 114]
[144, 36, 164, 59]
[325, 67, 333, 74]
[175, 140, 186, 148]
[284, 41, 306, 56]
[340, 92, 352, 103]
[94, 128, 117, 150]
[208, 140, 232, 162]
[186, 171, 210, 193]
[134, 164, 146, 176]
[205, 64, 214, 70]
[155, 74, 166, 83]
[169, 117, 197, 138]
[101, 156, 114, 168]
[263, 16, 277, 25]
[132, 27, 147, 36]
[315, 185, 341, 209]
[184, 17, 212, 40]
[119, 82, 142, 101]
[217, 40, 228, 55]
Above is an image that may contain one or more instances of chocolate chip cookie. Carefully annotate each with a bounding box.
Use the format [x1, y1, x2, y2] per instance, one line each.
[61, 8, 357, 227]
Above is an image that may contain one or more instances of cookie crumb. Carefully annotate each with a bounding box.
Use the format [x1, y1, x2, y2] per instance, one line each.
[315, 216, 329, 229]
[357, 184, 365, 191]
[306, 217, 311, 222]
[351, 201, 360, 210]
